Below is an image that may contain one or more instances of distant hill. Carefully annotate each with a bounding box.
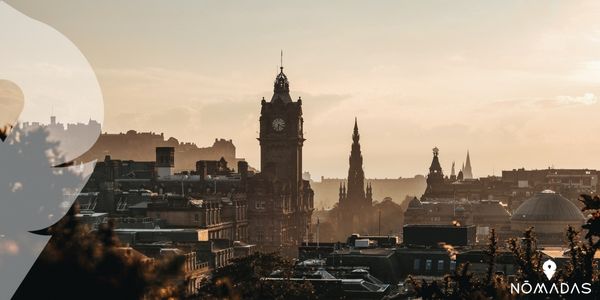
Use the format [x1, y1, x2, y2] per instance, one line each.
[79, 130, 247, 172]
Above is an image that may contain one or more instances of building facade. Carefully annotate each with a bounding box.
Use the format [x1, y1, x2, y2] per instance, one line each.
[247, 66, 314, 256]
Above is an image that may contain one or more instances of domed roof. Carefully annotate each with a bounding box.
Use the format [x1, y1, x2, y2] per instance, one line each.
[511, 190, 585, 222]
[271, 67, 292, 103]
[407, 197, 422, 208]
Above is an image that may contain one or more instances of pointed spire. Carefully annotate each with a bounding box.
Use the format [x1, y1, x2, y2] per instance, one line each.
[429, 147, 442, 174]
[451, 161, 456, 177]
[366, 182, 373, 202]
[463, 150, 473, 179]
[352, 117, 360, 143]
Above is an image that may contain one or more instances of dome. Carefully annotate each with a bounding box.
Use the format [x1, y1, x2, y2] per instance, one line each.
[407, 197, 422, 208]
[271, 67, 292, 103]
[511, 190, 585, 222]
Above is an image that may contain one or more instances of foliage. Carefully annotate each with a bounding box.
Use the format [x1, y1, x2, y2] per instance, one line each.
[405, 229, 513, 299]
[407, 194, 600, 299]
[13, 208, 185, 300]
[197, 252, 316, 300]
[507, 227, 543, 284]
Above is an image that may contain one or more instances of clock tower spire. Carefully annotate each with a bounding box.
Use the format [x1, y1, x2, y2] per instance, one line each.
[258, 61, 305, 197]
[250, 58, 314, 256]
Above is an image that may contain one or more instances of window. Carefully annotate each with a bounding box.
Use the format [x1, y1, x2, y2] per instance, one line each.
[194, 214, 199, 222]
[255, 200, 265, 209]
[413, 259, 420, 271]
[425, 259, 432, 271]
[257, 231, 264, 242]
[450, 261, 456, 271]
[437, 260, 444, 271]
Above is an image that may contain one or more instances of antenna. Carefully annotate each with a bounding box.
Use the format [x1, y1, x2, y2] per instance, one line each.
[280, 50, 283, 70]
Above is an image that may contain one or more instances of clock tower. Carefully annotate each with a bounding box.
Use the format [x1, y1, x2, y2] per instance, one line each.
[258, 65, 304, 199]
[248, 62, 313, 256]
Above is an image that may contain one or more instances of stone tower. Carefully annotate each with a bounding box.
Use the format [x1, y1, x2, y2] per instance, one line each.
[258, 66, 304, 197]
[425, 147, 444, 194]
[338, 118, 372, 236]
[346, 118, 367, 208]
[248, 62, 314, 256]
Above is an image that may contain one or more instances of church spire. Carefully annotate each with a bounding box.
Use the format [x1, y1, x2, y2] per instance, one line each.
[463, 150, 473, 179]
[346, 118, 366, 209]
[353, 117, 359, 143]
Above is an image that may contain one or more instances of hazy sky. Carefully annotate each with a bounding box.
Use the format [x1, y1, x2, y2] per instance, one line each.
[7, 0, 600, 179]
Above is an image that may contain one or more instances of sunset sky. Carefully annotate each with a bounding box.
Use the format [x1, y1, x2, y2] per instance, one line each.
[7, 0, 600, 179]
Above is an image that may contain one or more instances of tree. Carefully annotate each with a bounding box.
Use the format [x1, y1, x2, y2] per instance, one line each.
[406, 194, 600, 299]
[197, 252, 316, 300]
[507, 227, 543, 284]
[13, 208, 186, 300]
[404, 229, 512, 299]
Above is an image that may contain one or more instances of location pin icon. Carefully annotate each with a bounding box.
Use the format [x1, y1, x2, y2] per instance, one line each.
[543, 259, 557, 280]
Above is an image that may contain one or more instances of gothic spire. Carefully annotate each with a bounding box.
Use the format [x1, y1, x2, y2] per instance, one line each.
[346, 118, 366, 208]
[463, 150, 473, 179]
[353, 117, 359, 143]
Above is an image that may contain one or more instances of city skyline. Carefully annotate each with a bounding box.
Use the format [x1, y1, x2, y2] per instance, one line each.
[7, 0, 600, 179]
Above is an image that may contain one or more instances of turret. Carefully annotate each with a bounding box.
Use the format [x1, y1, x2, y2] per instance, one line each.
[450, 161, 457, 181]
[366, 182, 373, 204]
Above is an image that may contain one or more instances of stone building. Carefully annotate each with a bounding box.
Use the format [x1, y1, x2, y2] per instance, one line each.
[246, 65, 314, 256]
[405, 147, 513, 242]
[146, 194, 248, 241]
[511, 190, 585, 245]
[337, 118, 373, 237]
[404, 197, 512, 242]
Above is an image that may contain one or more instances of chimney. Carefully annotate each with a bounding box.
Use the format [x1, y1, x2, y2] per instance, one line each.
[238, 161, 248, 185]
[196, 161, 207, 180]
[155, 147, 175, 178]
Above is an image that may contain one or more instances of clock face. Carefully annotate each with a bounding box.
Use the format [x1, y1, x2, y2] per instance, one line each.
[272, 118, 286, 132]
